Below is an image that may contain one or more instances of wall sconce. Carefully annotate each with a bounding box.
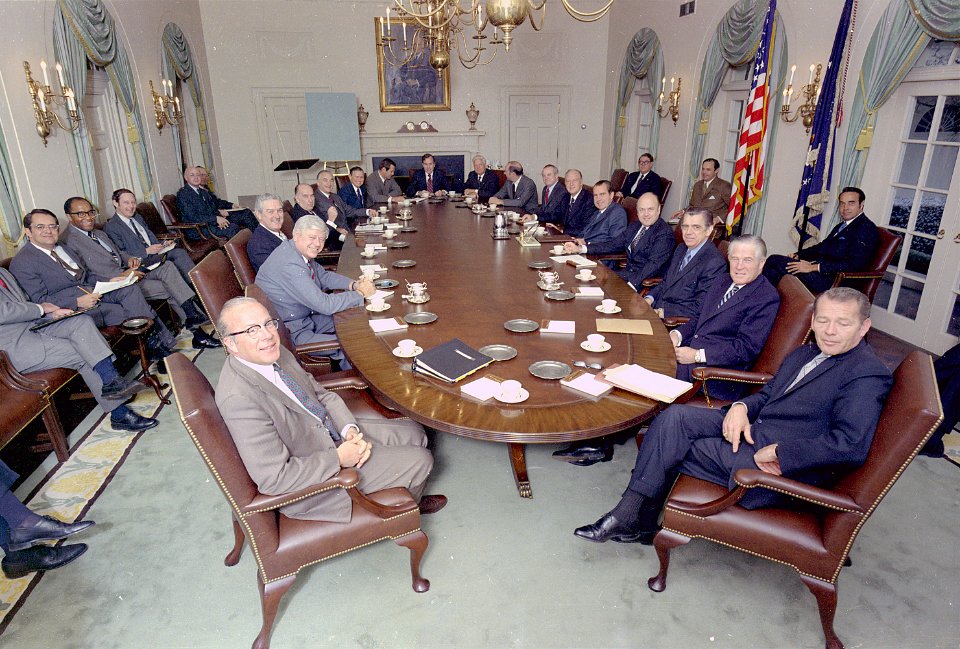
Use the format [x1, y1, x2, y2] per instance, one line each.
[657, 77, 681, 126]
[150, 79, 183, 133]
[781, 63, 822, 132]
[23, 60, 80, 147]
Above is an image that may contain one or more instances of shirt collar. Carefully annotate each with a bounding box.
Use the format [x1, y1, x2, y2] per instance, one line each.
[687, 239, 709, 257]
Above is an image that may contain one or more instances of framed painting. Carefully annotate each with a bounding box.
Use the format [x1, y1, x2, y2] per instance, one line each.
[375, 17, 451, 112]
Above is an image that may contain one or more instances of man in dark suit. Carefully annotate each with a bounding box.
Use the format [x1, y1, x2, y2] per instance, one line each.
[671, 158, 732, 225]
[618, 153, 662, 201]
[644, 208, 728, 317]
[365, 158, 403, 204]
[247, 192, 289, 272]
[763, 187, 880, 294]
[314, 170, 373, 239]
[175, 166, 257, 239]
[523, 165, 569, 226]
[562, 181, 628, 255]
[338, 166, 370, 211]
[464, 154, 500, 201]
[405, 153, 449, 198]
[489, 161, 538, 213]
[562, 169, 594, 237]
[61, 197, 219, 350]
[104, 188, 194, 281]
[574, 287, 893, 544]
[10, 209, 177, 361]
[617, 192, 675, 289]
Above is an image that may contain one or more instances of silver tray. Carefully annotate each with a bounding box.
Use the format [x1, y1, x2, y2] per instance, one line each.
[545, 290, 575, 301]
[375, 279, 399, 289]
[403, 311, 438, 325]
[504, 318, 539, 333]
[529, 360, 572, 380]
[121, 317, 150, 329]
[399, 227, 418, 233]
[392, 259, 417, 268]
[478, 344, 518, 361]
[528, 261, 552, 269]
[404, 294, 430, 304]
[387, 241, 410, 248]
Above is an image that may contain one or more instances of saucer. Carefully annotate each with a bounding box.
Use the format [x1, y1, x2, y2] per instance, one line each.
[495, 388, 529, 404]
[595, 305, 622, 314]
[366, 303, 390, 312]
[580, 341, 612, 353]
[576, 273, 597, 281]
[392, 345, 423, 358]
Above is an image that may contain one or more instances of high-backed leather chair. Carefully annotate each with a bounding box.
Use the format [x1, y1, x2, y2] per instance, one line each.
[188, 250, 242, 341]
[0, 351, 71, 462]
[224, 229, 256, 289]
[160, 194, 225, 257]
[166, 353, 429, 649]
[136, 201, 216, 265]
[658, 177, 672, 206]
[830, 227, 901, 303]
[621, 196, 639, 224]
[610, 168, 628, 194]
[647, 350, 942, 649]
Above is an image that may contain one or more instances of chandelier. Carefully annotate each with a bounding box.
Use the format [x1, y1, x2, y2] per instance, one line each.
[380, 0, 616, 71]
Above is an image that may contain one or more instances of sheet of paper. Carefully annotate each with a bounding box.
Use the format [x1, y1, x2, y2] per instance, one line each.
[144, 261, 162, 271]
[563, 254, 597, 268]
[560, 370, 613, 397]
[368, 317, 407, 333]
[576, 287, 604, 297]
[92, 274, 138, 294]
[601, 364, 693, 403]
[366, 289, 394, 301]
[360, 264, 388, 273]
[460, 376, 503, 401]
[549, 255, 576, 263]
[540, 319, 575, 334]
[596, 318, 653, 335]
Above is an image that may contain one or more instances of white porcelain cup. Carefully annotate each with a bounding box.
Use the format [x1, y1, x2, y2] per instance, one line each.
[449, 191, 458, 197]
[536, 227, 547, 236]
[361, 266, 376, 278]
[378, 206, 388, 214]
[370, 296, 385, 310]
[577, 269, 592, 280]
[601, 298, 617, 312]
[402, 198, 411, 206]
[587, 334, 605, 349]
[360, 250, 375, 258]
[398, 339, 416, 355]
[364, 243, 376, 251]
[383, 229, 395, 239]
[465, 196, 475, 205]
[500, 379, 522, 401]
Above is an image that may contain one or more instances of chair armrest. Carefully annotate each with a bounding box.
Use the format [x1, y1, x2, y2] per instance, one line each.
[831, 270, 885, 287]
[545, 222, 564, 234]
[347, 486, 420, 518]
[0, 351, 49, 393]
[638, 277, 662, 298]
[295, 340, 341, 355]
[692, 367, 774, 385]
[662, 316, 690, 328]
[239, 468, 361, 515]
[156, 233, 180, 242]
[315, 370, 369, 391]
[734, 469, 866, 513]
[667, 485, 749, 517]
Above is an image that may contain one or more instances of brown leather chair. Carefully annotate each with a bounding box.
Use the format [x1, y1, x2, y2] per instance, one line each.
[647, 350, 943, 649]
[188, 250, 242, 340]
[166, 352, 429, 649]
[658, 177, 672, 206]
[610, 168, 628, 194]
[159, 194, 225, 260]
[829, 227, 901, 303]
[0, 351, 71, 462]
[621, 196, 639, 224]
[140, 201, 219, 265]
[224, 229, 256, 289]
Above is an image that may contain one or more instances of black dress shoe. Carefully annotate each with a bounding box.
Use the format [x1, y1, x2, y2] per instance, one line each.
[101, 377, 149, 400]
[110, 410, 159, 432]
[418, 494, 448, 515]
[7, 516, 96, 551]
[574, 512, 658, 545]
[2, 543, 88, 579]
[552, 442, 613, 464]
[192, 329, 222, 349]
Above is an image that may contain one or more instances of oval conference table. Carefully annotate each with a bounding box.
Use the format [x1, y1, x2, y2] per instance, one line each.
[334, 199, 677, 498]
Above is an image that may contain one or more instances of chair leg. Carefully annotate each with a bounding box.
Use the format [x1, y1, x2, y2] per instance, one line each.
[252, 573, 296, 649]
[394, 529, 430, 593]
[646, 529, 690, 593]
[800, 574, 844, 649]
[41, 406, 70, 462]
[224, 518, 246, 567]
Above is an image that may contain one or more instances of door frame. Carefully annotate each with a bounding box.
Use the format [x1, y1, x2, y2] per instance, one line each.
[251, 86, 330, 193]
[499, 86, 571, 179]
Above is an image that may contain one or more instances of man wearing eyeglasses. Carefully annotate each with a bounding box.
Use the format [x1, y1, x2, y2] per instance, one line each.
[215, 296, 447, 522]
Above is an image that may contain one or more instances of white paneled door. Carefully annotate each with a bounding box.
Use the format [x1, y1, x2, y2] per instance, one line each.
[508, 94, 560, 191]
[254, 90, 314, 195]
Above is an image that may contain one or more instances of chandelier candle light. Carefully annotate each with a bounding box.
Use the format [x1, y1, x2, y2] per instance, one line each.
[23, 60, 80, 146]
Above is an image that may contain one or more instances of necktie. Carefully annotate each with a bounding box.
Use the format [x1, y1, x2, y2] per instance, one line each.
[88, 231, 120, 263]
[426, 174, 433, 193]
[0, 274, 8, 291]
[629, 225, 647, 250]
[570, 195, 575, 206]
[678, 250, 694, 272]
[308, 260, 316, 281]
[631, 173, 644, 194]
[478, 174, 483, 184]
[273, 364, 342, 443]
[718, 284, 740, 308]
[786, 353, 829, 391]
[52, 250, 81, 279]
[356, 187, 363, 203]
[544, 185, 551, 205]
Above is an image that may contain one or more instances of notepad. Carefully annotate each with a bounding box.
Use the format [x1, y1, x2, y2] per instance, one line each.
[540, 319, 575, 334]
[92, 274, 139, 294]
[460, 375, 504, 401]
[599, 364, 693, 403]
[560, 370, 614, 397]
[368, 317, 408, 333]
[596, 319, 653, 335]
[575, 287, 604, 297]
[360, 264, 388, 273]
[412, 338, 493, 383]
[563, 255, 597, 268]
[366, 289, 394, 301]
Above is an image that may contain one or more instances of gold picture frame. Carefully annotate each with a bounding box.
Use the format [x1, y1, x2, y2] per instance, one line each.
[375, 17, 451, 113]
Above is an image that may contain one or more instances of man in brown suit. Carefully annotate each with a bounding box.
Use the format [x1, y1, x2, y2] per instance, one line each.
[214, 297, 446, 522]
[672, 158, 732, 225]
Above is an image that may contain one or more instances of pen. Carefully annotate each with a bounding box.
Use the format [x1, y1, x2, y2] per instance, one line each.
[455, 349, 474, 361]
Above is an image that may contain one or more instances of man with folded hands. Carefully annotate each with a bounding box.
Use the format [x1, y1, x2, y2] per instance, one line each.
[616, 192, 674, 289]
[561, 181, 628, 256]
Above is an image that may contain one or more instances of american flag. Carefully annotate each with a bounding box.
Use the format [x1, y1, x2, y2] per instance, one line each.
[726, 0, 777, 236]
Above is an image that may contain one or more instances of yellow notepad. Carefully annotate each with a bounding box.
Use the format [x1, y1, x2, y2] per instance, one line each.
[595, 319, 653, 335]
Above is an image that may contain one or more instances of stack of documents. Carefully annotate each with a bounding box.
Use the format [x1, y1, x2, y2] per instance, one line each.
[368, 317, 407, 333]
[560, 370, 613, 397]
[599, 364, 692, 403]
[540, 319, 575, 334]
[575, 287, 604, 297]
[460, 376, 504, 401]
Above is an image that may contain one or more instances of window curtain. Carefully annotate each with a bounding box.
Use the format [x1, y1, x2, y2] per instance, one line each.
[611, 28, 664, 171]
[687, 0, 787, 235]
[0, 126, 24, 248]
[162, 22, 218, 192]
[835, 0, 960, 231]
[55, 0, 156, 202]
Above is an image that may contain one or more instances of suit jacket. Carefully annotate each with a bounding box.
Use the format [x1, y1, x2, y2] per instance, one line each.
[60, 225, 127, 279]
[293, 202, 345, 252]
[255, 239, 362, 343]
[10, 242, 106, 308]
[647, 242, 728, 317]
[338, 182, 369, 211]
[176, 184, 231, 227]
[623, 170, 663, 199]
[688, 177, 732, 221]
[563, 190, 594, 237]
[464, 170, 500, 200]
[618, 218, 675, 287]
[405, 168, 449, 197]
[364, 171, 403, 203]
[799, 212, 880, 277]
[492, 174, 539, 212]
[675, 275, 779, 399]
[104, 213, 162, 266]
[531, 182, 570, 225]
[247, 225, 286, 272]
[580, 203, 628, 255]
[313, 190, 361, 230]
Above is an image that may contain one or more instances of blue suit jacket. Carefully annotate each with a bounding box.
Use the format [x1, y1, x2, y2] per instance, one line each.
[176, 184, 231, 225]
[464, 170, 500, 200]
[618, 218, 674, 287]
[563, 190, 594, 237]
[338, 183, 369, 211]
[531, 182, 569, 225]
[622, 170, 663, 200]
[247, 225, 285, 272]
[580, 203, 628, 255]
[647, 242, 728, 317]
[675, 275, 779, 399]
[104, 213, 160, 262]
[799, 212, 880, 277]
[405, 169, 449, 197]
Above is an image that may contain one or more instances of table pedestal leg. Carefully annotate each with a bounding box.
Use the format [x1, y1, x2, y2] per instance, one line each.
[135, 336, 170, 405]
[508, 443, 532, 498]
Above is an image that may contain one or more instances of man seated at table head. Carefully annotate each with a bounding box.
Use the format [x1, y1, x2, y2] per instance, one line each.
[406, 153, 448, 198]
[521, 164, 569, 226]
[0, 266, 158, 433]
[617, 153, 662, 201]
[247, 192, 289, 272]
[10, 208, 177, 363]
[365, 158, 404, 204]
[562, 169, 594, 238]
[62, 196, 219, 350]
[762, 186, 880, 295]
[644, 208, 728, 318]
[256, 215, 375, 370]
[616, 192, 674, 290]
[574, 287, 893, 545]
[313, 170, 374, 243]
[338, 166, 369, 211]
[488, 161, 538, 213]
[464, 154, 499, 202]
[562, 180, 628, 255]
[214, 296, 446, 522]
[671, 158, 731, 226]
[175, 166, 257, 239]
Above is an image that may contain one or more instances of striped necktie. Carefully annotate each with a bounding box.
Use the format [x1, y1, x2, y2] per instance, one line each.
[273, 364, 342, 443]
[52, 250, 82, 279]
[718, 284, 740, 308]
[629, 225, 648, 251]
[786, 353, 829, 391]
[678, 249, 694, 272]
[88, 231, 121, 264]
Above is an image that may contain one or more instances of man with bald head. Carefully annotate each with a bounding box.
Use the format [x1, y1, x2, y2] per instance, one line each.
[616, 192, 674, 289]
[176, 166, 256, 239]
[489, 161, 538, 213]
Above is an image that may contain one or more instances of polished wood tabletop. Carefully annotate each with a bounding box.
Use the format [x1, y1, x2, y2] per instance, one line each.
[334, 200, 676, 497]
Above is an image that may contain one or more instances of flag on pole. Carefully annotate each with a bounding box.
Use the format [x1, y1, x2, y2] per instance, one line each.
[726, 0, 777, 236]
[791, 0, 856, 248]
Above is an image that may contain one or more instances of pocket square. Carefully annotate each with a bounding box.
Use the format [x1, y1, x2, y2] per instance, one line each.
[707, 195, 716, 200]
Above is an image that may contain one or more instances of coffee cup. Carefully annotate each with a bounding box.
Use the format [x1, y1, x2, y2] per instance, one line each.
[397, 339, 416, 355]
[364, 242, 376, 251]
[448, 191, 458, 197]
[402, 198, 411, 206]
[577, 268, 592, 280]
[361, 250, 375, 258]
[586, 334, 605, 350]
[536, 227, 547, 236]
[552, 245, 565, 255]
[383, 229, 395, 239]
[500, 379, 522, 401]
[378, 206, 388, 214]
[361, 266, 376, 279]
[370, 295, 385, 310]
[538, 271, 560, 288]
[465, 196, 475, 205]
[601, 298, 617, 312]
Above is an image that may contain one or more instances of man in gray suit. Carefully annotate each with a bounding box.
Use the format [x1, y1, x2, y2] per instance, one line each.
[215, 296, 446, 521]
[364, 158, 403, 204]
[61, 197, 220, 350]
[489, 161, 538, 213]
[0, 267, 157, 432]
[256, 216, 375, 370]
[104, 188, 194, 281]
